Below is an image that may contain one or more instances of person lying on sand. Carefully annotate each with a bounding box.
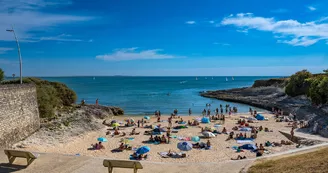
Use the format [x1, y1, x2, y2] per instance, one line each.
[232, 126, 238, 131]
[121, 132, 126, 137]
[231, 155, 247, 160]
[92, 142, 105, 150]
[130, 128, 140, 135]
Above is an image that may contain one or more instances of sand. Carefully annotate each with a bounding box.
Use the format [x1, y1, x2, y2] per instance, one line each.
[14, 113, 297, 163]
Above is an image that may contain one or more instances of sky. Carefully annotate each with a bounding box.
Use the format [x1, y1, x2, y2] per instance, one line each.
[0, 0, 328, 76]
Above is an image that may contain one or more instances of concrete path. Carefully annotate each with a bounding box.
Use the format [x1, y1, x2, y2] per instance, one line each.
[0, 151, 253, 173]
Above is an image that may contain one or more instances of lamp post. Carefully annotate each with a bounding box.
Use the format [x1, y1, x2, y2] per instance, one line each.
[6, 26, 23, 84]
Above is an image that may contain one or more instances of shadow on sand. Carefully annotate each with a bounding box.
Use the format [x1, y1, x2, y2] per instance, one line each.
[0, 163, 27, 173]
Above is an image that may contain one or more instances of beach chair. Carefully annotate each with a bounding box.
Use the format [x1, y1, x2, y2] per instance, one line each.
[4, 149, 38, 166]
[103, 159, 143, 173]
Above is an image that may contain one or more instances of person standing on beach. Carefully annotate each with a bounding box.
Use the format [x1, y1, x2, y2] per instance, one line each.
[202, 109, 206, 116]
[137, 120, 140, 128]
[189, 108, 192, 116]
[290, 127, 295, 141]
[96, 98, 99, 105]
[141, 118, 144, 127]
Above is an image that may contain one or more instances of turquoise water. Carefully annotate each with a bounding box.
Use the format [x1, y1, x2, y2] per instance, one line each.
[41, 76, 278, 115]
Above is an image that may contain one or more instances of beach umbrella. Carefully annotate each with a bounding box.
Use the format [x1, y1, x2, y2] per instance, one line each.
[201, 117, 210, 123]
[111, 122, 120, 127]
[177, 142, 193, 151]
[136, 146, 150, 155]
[191, 136, 200, 142]
[125, 118, 135, 123]
[97, 137, 108, 142]
[241, 144, 257, 150]
[202, 131, 216, 138]
[144, 116, 150, 120]
[256, 114, 265, 120]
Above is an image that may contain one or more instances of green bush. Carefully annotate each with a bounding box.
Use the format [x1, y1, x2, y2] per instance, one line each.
[1, 77, 77, 119]
[308, 76, 328, 105]
[285, 70, 312, 96]
[0, 68, 4, 82]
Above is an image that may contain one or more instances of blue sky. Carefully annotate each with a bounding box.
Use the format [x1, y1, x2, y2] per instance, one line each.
[0, 0, 328, 76]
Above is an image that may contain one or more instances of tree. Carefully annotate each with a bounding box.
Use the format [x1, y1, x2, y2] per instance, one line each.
[0, 68, 4, 82]
[308, 76, 328, 105]
[285, 70, 312, 96]
[323, 69, 328, 74]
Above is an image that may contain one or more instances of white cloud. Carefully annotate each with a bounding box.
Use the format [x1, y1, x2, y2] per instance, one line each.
[308, 6, 316, 11]
[208, 21, 215, 24]
[221, 13, 328, 46]
[0, 0, 93, 41]
[39, 34, 83, 42]
[96, 48, 182, 61]
[0, 47, 14, 54]
[88, 39, 93, 42]
[186, 21, 196, 24]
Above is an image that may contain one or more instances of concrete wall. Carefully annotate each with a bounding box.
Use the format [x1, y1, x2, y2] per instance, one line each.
[0, 84, 40, 147]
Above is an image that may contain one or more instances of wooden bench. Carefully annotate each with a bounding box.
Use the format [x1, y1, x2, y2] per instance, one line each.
[103, 159, 143, 173]
[4, 149, 38, 166]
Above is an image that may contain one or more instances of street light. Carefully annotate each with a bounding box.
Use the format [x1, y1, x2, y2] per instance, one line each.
[6, 26, 23, 84]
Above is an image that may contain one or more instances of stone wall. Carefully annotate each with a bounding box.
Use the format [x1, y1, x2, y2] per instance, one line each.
[0, 84, 40, 147]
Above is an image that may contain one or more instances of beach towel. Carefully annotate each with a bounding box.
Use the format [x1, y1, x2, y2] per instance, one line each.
[158, 152, 169, 158]
[236, 140, 254, 144]
[172, 129, 179, 133]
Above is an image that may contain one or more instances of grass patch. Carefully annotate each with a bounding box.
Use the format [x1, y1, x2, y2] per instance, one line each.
[248, 147, 328, 173]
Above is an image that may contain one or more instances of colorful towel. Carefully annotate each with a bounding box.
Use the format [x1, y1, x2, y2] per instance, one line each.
[236, 140, 254, 144]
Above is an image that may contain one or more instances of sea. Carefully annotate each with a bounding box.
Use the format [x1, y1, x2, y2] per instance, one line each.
[39, 76, 279, 115]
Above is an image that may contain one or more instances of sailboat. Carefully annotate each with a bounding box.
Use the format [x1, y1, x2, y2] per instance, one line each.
[232, 76, 234, 81]
[226, 77, 228, 81]
[196, 77, 198, 80]
[205, 77, 207, 80]
[212, 77, 214, 80]
[93, 77, 96, 80]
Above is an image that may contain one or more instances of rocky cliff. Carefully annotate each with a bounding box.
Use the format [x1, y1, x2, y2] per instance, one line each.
[200, 79, 328, 137]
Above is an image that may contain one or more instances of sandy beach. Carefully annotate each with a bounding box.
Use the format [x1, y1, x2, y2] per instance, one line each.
[13, 112, 301, 163]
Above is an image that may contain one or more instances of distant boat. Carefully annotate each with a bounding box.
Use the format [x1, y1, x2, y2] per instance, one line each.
[226, 77, 228, 81]
[232, 77, 234, 80]
[196, 77, 198, 80]
[212, 77, 214, 80]
[93, 77, 95, 80]
[205, 77, 207, 80]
